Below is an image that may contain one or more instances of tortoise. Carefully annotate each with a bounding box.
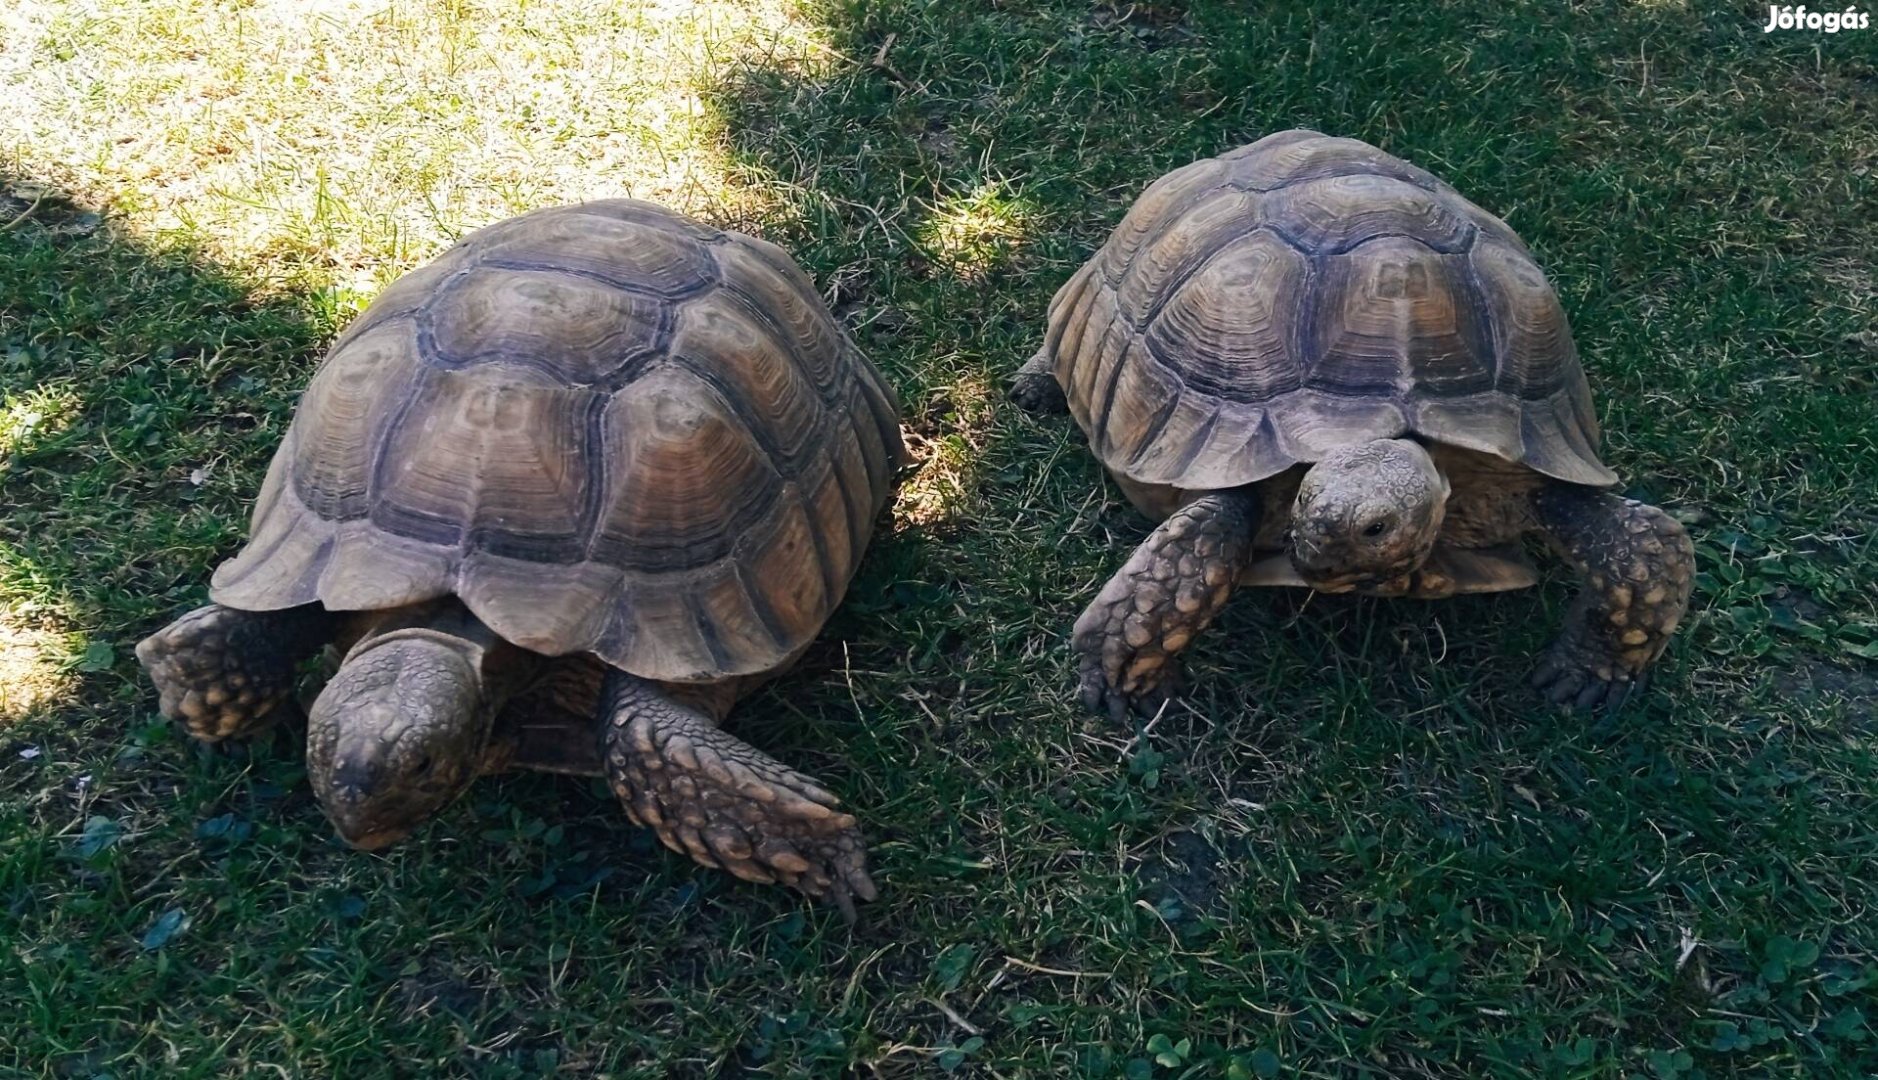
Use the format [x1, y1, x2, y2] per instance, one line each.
[1010, 130, 1694, 718]
[137, 200, 903, 914]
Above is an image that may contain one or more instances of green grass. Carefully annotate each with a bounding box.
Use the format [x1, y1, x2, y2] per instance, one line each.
[3, 0, 1877, 1075]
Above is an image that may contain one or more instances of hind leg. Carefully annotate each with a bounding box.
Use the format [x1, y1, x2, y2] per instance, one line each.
[137, 603, 337, 742]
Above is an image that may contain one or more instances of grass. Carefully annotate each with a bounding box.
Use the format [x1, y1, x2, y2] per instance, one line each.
[2, 0, 1876, 1074]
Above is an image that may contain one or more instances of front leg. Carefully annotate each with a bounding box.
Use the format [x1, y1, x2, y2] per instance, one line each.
[1008, 348, 1068, 415]
[1073, 489, 1258, 720]
[1530, 485, 1695, 711]
[600, 671, 876, 919]
[136, 603, 338, 742]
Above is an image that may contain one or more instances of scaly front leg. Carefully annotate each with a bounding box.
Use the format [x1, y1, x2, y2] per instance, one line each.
[136, 603, 337, 742]
[1072, 489, 1259, 720]
[1530, 485, 1695, 712]
[600, 671, 876, 919]
[1008, 348, 1069, 415]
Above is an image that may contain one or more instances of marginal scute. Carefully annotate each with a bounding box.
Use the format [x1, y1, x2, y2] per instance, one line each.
[1043, 265, 1102, 384]
[843, 378, 898, 505]
[1046, 130, 1612, 492]
[1471, 239, 1572, 399]
[1100, 347, 1182, 466]
[852, 358, 905, 486]
[316, 520, 456, 610]
[211, 202, 902, 681]
[739, 490, 831, 650]
[826, 425, 876, 560]
[798, 459, 851, 599]
[1516, 387, 1618, 487]
[1071, 303, 1138, 446]
[1063, 280, 1129, 411]
[1269, 389, 1408, 462]
[210, 451, 332, 609]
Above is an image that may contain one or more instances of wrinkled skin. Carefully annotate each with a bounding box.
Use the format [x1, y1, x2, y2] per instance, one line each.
[1289, 438, 1451, 592]
[305, 628, 493, 851]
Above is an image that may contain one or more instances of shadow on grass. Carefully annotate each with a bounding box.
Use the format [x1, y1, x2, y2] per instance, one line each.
[0, 171, 331, 729]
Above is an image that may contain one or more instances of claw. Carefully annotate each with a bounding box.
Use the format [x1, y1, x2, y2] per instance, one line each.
[827, 880, 858, 925]
[1530, 654, 1564, 688]
[1602, 680, 1634, 714]
[845, 860, 879, 904]
[1573, 679, 1608, 712]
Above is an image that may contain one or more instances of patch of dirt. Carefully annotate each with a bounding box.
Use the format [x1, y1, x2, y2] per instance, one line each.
[398, 963, 501, 1021]
[916, 115, 960, 164]
[1773, 657, 1878, 724]
[1138, 829, 1243, 920]
[1768, 584, 1829, 624]
[0, 179, 102, 238]
[1087, 1, 1194, 50]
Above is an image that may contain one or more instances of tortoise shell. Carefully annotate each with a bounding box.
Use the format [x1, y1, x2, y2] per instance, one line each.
[211, 200, 903, 683]
[1042, 129, 1617, 493]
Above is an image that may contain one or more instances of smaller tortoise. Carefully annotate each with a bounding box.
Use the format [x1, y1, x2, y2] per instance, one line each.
[138, 200, 903, 914]
[1012, 130, 1694, 717]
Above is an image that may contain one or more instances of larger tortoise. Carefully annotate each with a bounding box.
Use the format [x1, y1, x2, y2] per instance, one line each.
[1011, 130, 1694, 717]
[138, 200, 903, 913]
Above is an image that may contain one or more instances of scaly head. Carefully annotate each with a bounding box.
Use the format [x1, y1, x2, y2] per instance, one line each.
[1289, 438, 1450, 592]
[305, 628, 492, 851]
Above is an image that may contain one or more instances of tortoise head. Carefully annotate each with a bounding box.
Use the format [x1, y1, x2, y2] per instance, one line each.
[1288, 438, 1450, 592]
[306, 628, 493, 851]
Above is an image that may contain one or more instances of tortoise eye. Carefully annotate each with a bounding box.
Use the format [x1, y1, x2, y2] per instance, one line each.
[1362, 520, 1389, 538]
[408, 753, 433, 776]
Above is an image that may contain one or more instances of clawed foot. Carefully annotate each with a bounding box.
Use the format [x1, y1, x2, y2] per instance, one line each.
[1069, 491, 1256, 723]
[1009, 369, 1068, 415]
[136, 604, 327, 742]
[606, 701, 876, 920]
[1076, 645, 1184, 723]
[1529, 486, 1692, 715]
[1531, 636, 1651, 713]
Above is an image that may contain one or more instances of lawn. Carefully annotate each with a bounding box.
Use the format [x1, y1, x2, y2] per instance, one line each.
[2, 0, 1876, 1075]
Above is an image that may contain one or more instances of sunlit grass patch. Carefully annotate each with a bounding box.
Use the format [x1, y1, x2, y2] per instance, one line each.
[894, 373, 1000, 528]
[0, 0, 832, 302]
[0, 382, 81, 467]
[916, 181, 1039, 280]
[0, 597, 77, 723]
